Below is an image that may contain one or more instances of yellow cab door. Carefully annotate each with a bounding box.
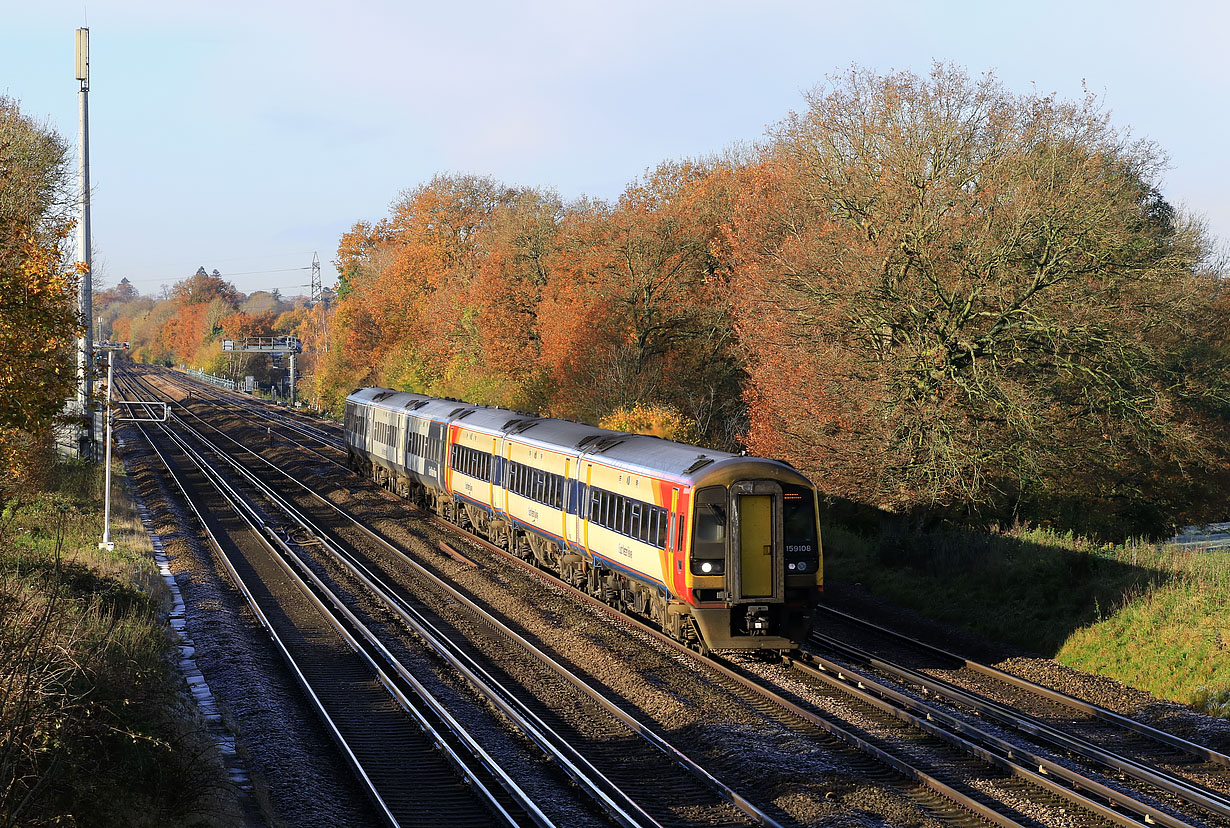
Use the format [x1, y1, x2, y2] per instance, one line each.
[731, 480, 783, 602]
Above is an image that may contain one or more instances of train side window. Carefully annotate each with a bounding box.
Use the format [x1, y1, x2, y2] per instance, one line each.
[629, 502, 642, 541]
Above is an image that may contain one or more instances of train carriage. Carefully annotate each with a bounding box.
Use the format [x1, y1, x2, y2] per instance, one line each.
[447, 408, 506, 531]
[397, 398, 454, 496]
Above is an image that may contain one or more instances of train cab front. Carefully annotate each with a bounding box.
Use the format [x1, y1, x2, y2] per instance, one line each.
[685, 470, 822, 651]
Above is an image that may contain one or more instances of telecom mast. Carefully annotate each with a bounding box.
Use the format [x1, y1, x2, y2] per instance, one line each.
[75, 27, 94, 459]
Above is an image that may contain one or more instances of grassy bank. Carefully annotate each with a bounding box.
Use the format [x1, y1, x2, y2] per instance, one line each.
[1, 461, 233, 827]
[823, 521, 1230, 716]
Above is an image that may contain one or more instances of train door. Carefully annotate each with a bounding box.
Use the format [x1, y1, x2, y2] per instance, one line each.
[561, 458, 571, 542]
[729, 480, 783, 602]
[488, 436, 498, 507]
[577, 463, 593, 553]
[426, 420, 445, 489]
[501, 440, 511, 519]
[667, 486, 680, 586]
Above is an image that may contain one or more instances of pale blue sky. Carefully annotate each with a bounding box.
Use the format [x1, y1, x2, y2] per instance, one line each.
[3, 1, 1227, 296]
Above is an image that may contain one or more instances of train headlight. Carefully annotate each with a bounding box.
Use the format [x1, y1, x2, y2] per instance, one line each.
[701, 561, 713, 574]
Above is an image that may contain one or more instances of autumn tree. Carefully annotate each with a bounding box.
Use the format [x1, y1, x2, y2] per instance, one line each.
[730, 64, 1229, 536]
[324, 175, 521, 403]
[543, 161, 746, 447]
[172, 267, 241, 306]
[459, 187, 561, 409]
[0, 97, 80, 491]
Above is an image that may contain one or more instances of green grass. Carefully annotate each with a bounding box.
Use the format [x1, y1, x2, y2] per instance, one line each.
[1, 461, 236, 828]
[823, 521, 1230, 716]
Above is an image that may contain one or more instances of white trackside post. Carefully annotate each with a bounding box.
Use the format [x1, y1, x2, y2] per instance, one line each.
[99, 348, 115, 551]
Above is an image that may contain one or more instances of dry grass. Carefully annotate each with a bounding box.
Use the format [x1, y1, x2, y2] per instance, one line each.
[1, 460, 238, 828]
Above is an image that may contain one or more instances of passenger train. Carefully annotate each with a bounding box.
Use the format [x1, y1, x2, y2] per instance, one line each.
[344, 387, 822, 652]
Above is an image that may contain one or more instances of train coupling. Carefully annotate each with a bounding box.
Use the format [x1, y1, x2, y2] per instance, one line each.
[742, 604, 771, 635]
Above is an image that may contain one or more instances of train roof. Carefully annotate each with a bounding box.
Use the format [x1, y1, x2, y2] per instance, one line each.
[502, 416, 621, 453]
[347, 387, 432, 410]
[347, 386, 793, 483]
[586, 433, 741, 479]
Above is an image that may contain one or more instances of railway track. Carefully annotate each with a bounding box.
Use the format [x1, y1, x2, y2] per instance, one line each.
[122, 380, 540, 827]
[119, 369, 782, 828]
[126, 364, 1230, 828]
[803, 609, 1230, 827]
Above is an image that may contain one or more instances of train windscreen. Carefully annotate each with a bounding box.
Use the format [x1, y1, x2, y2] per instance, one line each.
[782, 484, 819, 575]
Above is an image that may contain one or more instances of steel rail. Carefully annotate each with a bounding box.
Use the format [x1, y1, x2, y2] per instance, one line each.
[122, 378, 547, 828]
[154, 381, 781, 828]
[162, 412, 670, 828]
[169, 368, 344, 449]
[143, 370, 1229, 828]
[155, 421, 553, 828]
[811, 630, 1230, 822]
[128, 369, 348, 470]
[132, 417, 405, 827]
[154, 374, 1044, 828]
[794, 651, 1201, 828]
[818, 606, 1230, 767]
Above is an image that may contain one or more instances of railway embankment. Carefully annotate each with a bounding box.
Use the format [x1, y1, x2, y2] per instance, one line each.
[0, 461, 240, 827]
[822, 521, 1230, 720]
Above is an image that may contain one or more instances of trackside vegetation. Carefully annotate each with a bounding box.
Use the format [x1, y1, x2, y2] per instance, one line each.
[0, 462, 236, 827]
[824, 522, 1230, 716]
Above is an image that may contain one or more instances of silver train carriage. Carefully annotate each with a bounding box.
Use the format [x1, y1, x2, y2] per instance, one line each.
[344, 387, 822, 651]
